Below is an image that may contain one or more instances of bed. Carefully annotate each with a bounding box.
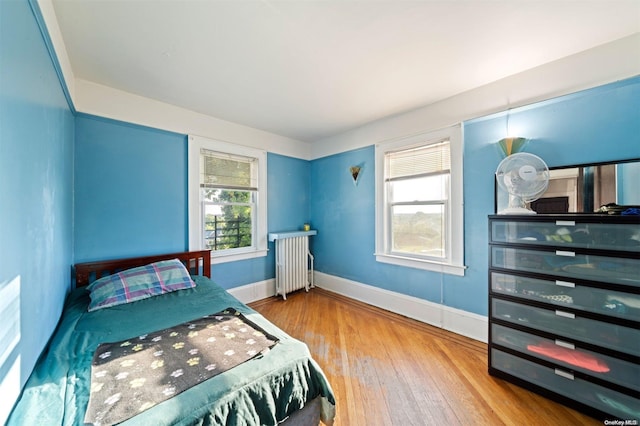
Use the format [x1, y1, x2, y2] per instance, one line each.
[8, 250, 335, 426]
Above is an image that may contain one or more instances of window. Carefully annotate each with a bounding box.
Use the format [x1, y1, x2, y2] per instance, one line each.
[188, 136, 267, 264]
[375, 125, 465, 276]
[387, 141, 450, 258]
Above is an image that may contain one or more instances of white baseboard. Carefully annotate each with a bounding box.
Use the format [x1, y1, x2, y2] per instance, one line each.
[227, 278, 276, 304]
[228, 273, 488, 343]
[314, 271, 488, 343]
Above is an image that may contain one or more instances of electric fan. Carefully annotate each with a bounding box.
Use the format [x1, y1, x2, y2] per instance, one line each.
[496, 152, 550, 214]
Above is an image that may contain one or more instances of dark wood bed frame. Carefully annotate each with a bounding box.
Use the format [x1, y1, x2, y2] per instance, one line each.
[74, 250, 211, 287]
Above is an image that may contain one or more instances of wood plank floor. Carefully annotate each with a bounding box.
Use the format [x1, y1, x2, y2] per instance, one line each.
[249, 287, 601, 426]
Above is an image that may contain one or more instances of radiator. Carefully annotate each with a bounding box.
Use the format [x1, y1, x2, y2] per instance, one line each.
[269, 231, 316, 300]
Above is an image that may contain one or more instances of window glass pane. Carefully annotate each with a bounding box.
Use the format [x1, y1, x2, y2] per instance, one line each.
[391, 204, 445, 258]
[390, 174, 449, 202]
[203, 189, 253, 251]
[204, 188, 254, 203]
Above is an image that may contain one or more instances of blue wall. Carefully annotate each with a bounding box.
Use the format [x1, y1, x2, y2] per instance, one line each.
[74, 114, 188, 262]
[73, 117, 312, 289]
[309, 148, 446, 305]
[267, 153, 311, 234]
[0, 0, 74, 421]
[310, 76, 640, 316]
[310, 147, 376, 283]
[461, 78, 640, 315]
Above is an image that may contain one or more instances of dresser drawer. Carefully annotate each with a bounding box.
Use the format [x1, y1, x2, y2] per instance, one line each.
[491, 246, 639, 288]
[491, 219, 640, 252]
[491, 349, 640, 420]
[491, 272, 640, 322]
[491, 323, 640, 392]
[492, 298, 640, 357]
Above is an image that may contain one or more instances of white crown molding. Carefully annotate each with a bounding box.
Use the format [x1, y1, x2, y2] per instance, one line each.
[38, 3, 639, 162]
[74, 79, 312, 160]
[36, 0, 76, 102]
[38, 0, 311, 159]
[310, 34, 640, 160]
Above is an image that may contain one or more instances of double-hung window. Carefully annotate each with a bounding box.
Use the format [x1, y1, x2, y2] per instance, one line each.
[375, 125, 465, 276]
[188, 135, 267, 264]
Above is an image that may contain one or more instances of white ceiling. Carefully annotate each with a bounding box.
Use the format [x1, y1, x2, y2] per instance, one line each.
[51, 0, 640, 142]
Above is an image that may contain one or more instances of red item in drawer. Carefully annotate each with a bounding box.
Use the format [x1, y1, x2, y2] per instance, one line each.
[527, 342, 610, 373]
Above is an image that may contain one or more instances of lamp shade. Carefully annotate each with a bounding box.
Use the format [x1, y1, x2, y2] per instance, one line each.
[497, 137, 528, 157]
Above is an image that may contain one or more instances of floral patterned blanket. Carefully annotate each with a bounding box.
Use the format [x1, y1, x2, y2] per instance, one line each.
[84, 308, 278, 425]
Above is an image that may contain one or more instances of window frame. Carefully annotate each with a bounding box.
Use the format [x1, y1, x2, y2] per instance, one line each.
[375, 124, 466, 276]
[188, 135, 267, 264]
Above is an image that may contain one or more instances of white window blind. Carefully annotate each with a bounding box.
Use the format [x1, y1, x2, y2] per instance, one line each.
[200, 149, 257, 190]
[386, 140, 450, 181]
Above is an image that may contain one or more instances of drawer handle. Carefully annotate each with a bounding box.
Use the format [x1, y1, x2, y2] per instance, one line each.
[555, 310, 575, 319]
[556, 250, 575, 257]
[555, 280, 575, 288]
[555, 220, 575, 226]
[555, 340, 575, 350]
[554, 369, 574, 380]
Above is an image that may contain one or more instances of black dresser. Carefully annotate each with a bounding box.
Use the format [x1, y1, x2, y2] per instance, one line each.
[488, 214, 640, 421]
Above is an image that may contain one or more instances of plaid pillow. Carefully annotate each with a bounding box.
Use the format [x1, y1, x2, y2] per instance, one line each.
[87, 259, 196, 312]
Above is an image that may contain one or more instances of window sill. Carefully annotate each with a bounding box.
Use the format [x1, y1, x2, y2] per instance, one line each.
[375, 253, 466, 276]
[211, 249, 268, 265]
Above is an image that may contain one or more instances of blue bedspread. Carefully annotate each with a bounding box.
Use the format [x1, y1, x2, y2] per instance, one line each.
[8, 276, 335, 425]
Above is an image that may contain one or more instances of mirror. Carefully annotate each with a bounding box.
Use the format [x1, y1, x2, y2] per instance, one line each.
[496, 158, 640, 214]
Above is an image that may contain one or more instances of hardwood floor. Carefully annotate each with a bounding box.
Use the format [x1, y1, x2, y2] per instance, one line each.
[249, 287, 601, 426]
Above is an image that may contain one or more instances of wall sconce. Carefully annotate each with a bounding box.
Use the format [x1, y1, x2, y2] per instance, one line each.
[350, 165, 362, 186]
[497, 108, 528, 156]
[497, 137, 528, 157]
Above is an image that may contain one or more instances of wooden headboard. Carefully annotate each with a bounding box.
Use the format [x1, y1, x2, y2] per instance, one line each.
[74, 250, 211, 287]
